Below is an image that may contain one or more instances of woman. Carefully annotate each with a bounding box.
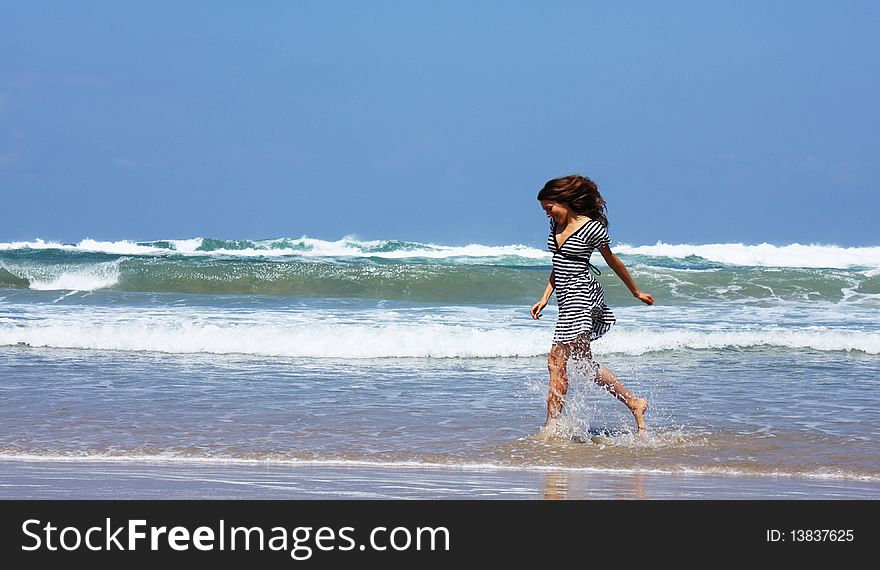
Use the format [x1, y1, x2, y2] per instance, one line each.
[530, 175, 654, 434]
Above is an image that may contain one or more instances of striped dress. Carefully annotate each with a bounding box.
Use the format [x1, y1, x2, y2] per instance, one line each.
[547, 217, 616, 345]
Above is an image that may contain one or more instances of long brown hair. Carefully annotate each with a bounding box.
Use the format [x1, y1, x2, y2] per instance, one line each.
[537, 174, 608, 227]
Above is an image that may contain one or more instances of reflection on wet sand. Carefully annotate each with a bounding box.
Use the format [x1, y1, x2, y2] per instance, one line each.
[543, 470, 647, 499]
[543, 472, 568, 499]
[615, 471, 646, 499]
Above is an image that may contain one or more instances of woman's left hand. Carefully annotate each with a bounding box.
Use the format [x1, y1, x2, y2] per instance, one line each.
[634, 290, 654, 305]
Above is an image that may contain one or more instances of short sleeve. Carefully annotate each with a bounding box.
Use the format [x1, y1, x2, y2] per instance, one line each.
[594, 224, 611, 248]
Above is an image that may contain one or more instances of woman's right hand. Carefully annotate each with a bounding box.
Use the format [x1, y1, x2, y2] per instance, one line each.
[530, 299, 548, 320]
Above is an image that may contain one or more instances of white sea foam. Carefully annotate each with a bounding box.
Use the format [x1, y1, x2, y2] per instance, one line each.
[0, 320, 549, 358]
[163, 237, 205, 253]
[0, 259, 124, 291]
[230, 237, 552, 260]
[0, 238, 69, 251]
[74, 239, 171, 255]
[605, 327, 880, 355]
[0, 238, 169, 256]
[615, 242, 880, 269]
[1, 307, 877, 356]
[0, 236, 549, 260]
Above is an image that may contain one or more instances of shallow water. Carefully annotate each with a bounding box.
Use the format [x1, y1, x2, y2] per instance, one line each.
[1, 238, 878, 495]
[2, 335, 877, 483]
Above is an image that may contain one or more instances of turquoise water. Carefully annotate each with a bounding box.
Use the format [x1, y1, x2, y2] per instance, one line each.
[1, 236, 878, 490]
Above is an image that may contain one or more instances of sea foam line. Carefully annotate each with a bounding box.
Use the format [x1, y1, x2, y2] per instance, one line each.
[0, 451, 876, 483]
[2, 320, 878, 356]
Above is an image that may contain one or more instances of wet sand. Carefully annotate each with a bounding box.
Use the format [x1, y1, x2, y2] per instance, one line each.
[1, 459, 878, 499]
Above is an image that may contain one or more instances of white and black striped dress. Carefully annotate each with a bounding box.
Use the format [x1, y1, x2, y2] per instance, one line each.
[547, 218, 616, 345]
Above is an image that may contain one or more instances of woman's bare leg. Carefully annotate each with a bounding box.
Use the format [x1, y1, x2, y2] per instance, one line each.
[595, 367, 648, 433]
[571, 333, 648, 433]
[546, 343, 571, 425]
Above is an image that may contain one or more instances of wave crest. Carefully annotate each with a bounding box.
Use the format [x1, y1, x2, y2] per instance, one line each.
[3, 236, 880, 268]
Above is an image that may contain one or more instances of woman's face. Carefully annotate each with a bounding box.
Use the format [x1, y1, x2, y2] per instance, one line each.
[540, 200, 570, 224]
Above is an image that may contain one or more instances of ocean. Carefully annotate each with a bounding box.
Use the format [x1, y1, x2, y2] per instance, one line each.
[1, 235, 878, 498]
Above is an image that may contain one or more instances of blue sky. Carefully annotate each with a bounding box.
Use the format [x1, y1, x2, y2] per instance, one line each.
[1, 1, 878, 247]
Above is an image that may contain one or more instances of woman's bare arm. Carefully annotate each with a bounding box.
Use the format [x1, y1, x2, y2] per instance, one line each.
[530, 271, 556, 319]
[598, 246, 654, 305]
[541, 271, 555, 302]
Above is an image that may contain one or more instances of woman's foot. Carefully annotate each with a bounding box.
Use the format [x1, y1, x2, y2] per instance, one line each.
[629, 397, 648, 433]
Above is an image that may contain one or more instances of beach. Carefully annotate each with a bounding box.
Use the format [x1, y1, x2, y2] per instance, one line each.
[1, 237, 879, 499]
